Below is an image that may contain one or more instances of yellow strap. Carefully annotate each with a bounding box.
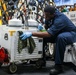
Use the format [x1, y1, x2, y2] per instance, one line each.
[2, 1, 8, 20]
[0, 7, 2, 25]
[0, 20, 2, 25]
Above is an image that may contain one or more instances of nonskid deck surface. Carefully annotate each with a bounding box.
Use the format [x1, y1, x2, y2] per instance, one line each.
[0, 61, 76, 75]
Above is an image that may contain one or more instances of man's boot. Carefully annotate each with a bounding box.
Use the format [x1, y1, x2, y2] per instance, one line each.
[49, 64, 63, 75]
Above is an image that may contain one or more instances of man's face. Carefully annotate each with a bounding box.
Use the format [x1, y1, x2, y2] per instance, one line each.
[44, 12, 54, 21]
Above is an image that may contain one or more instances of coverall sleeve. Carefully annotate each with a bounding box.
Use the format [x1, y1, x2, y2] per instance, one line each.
[47, 18, 66, 36]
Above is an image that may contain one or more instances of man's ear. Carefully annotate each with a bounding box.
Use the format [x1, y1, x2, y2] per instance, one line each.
[51, 14, 54, 17]
[52, 13, 55, 17]
[53, 12, 55, 14]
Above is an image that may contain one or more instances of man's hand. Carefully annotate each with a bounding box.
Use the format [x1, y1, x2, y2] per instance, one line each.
[38, 23, 43, 31]
[20, 32, 32, 40]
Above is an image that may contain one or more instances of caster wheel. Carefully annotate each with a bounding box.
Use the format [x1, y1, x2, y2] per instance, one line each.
[8, 63, 17, 74]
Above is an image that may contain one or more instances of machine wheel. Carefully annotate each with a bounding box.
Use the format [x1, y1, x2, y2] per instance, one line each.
[8, 63, 17, 74]
[0, 62, 3, 67]
[35, 60, 44, 69]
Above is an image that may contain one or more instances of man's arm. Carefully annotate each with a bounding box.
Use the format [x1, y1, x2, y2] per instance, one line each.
[32, 31, 51, 38]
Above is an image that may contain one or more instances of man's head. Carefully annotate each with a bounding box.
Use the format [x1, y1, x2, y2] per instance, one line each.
[44, 5, 56, 20]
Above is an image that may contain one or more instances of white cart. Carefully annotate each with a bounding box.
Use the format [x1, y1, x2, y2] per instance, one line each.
[0, 25, 43, 73]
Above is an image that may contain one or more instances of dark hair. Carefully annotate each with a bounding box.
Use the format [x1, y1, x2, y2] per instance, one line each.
[44, 5, 56, 15]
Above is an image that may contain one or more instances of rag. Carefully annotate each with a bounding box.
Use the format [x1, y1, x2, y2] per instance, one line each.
[18, 31, 36, 54]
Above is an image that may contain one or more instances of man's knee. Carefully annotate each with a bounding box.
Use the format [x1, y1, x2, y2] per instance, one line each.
[57, 34, 65, 41]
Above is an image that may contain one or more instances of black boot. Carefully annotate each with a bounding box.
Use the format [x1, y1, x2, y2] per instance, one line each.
[49, 64, 63, 75]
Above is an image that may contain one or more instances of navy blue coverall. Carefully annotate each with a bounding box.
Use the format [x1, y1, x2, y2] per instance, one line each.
[43, 9, 76, 65]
